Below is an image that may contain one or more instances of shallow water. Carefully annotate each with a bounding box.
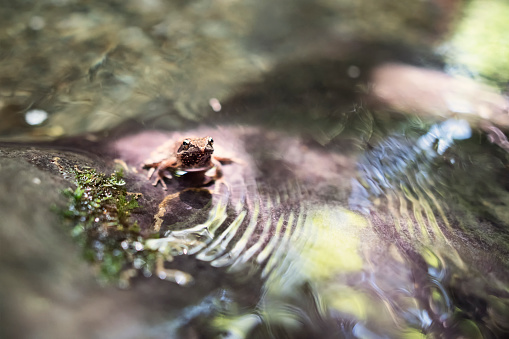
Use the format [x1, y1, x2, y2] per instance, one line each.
[129, 123, 509, 338]
[2, 1, 509, 338]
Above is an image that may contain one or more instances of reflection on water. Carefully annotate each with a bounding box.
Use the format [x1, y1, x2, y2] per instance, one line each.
[347, 119, 509, 338]
[84, 121, 508, 338]
[2, 0, 509, 338]
[417, 119, 472, 155]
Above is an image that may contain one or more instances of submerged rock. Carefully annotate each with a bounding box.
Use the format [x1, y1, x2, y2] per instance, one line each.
[2, 121, 509, 338]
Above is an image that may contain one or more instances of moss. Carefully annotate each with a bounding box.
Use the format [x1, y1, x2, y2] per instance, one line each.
[61, 166, 157, 286]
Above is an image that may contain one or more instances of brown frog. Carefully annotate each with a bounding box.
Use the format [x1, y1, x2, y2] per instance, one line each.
[143, 136, 231, 190]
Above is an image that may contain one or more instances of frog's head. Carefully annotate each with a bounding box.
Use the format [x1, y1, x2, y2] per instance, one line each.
[176, 136, 214, 169]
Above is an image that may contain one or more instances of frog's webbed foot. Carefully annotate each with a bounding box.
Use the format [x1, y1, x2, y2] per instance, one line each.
[147, 158, 177, 190]
[152, 177, 167, 190]
[143, 165, 168, 190]
[152, 170, 173, 190]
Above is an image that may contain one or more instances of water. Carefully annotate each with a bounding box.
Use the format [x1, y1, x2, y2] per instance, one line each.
[2, 1, 509, 338]
[96, 123, 509, 338]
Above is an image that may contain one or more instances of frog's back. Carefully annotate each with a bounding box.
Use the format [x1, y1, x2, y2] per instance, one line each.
[143, 139, 179, 166]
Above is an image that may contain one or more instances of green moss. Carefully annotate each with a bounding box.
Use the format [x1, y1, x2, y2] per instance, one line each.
[61, 166, 157, 286]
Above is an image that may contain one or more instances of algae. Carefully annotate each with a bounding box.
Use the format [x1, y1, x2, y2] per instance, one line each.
[61, 166, 157, 286]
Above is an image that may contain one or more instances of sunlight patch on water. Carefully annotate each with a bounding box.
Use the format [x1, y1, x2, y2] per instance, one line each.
[301, 208, 366, 277]
[416, 119, 471, 155]
[25, 109, 48, 126]
[446, 0, 509, 87]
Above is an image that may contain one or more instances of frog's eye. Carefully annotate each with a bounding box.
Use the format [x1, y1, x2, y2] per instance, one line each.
[207, 137, 213, 145]
[180, 139, 191, 150]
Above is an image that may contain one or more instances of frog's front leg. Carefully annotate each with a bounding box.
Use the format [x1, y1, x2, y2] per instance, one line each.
[152, 158, 177, 190]
[212, 155, 234, 178]
[204, 157, 230, 190]
[211, 157, 224, 180]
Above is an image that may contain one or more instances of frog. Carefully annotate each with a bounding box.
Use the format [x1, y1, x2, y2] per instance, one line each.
[143, 136, 232, 190]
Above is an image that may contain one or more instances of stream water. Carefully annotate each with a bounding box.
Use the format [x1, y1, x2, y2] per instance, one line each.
[1, 1, 509, 338]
